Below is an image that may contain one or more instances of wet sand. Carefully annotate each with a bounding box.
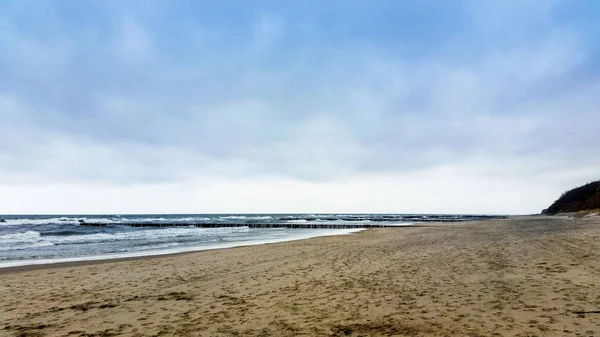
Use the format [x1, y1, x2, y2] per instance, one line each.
[2, 216, 600, 336]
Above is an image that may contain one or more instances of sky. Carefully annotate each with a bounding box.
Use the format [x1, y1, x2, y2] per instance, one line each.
[0, 0, 599, 215]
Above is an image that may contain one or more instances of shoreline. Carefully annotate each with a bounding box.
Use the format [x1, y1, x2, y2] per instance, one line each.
[0, 227, 366, 273]
[4, 216, 599, 336]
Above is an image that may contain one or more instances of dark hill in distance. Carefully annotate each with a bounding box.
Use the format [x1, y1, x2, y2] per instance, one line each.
[545, 180, 600, 214]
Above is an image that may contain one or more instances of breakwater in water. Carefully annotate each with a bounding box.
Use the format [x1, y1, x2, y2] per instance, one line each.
[79, 215, 507, 228]
[1, 214, 508, 265]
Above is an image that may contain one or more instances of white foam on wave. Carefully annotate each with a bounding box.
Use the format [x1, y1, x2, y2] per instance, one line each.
[310, 219, 373, 224]
[78, 218, 118, 224]
[219, 215, 273, 220]
[118, 217, 210, 222]
[0, 228, 364, 268]
[0, 217, 121, 226]
[1, 217, 77, 226]
[1, 216, 216, 226]
[86, 216, 213, 223]
[173, 217, 211, 222]
[0, 231, 55, 251]
[0, 227, 250, 251]
[118, 217, 169, 222]
[1, 230, 41, 242]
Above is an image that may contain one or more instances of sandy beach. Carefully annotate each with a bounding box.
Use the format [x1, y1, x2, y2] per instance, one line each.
[2, 216, 600, 336]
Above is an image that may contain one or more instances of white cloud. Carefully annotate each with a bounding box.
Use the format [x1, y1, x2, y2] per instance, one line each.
[0, 0, 598, 214]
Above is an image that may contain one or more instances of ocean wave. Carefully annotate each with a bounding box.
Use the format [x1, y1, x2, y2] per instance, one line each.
[0, 216, 217, 226]
[56, 227, 250, 244]
[1, 230, 42, 242]
[0, 228, 365, 268]
[0, 231, 55, 251]
[40, 230, 87, 237]
[122, 217, 212, 222]
[218, 216, 273, 220]
[0, 227, 250, 251]
[0, 217, 120, 226]
[1, 217, 80, 226]
[174, 217, 211, 222]
[285, 219, 309, 223]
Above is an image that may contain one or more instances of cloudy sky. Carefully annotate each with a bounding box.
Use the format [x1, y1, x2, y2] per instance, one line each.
[0, 0, 599, 214]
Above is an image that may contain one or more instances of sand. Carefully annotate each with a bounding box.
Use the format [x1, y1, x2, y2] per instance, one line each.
[2, 215, 600, 336]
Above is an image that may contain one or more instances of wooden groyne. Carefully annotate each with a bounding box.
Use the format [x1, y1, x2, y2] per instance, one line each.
[81, 222, 413, 229]
[79, 217, 507, 229]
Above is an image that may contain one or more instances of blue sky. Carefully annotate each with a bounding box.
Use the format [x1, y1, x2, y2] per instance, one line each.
[0, 0, 599, 214]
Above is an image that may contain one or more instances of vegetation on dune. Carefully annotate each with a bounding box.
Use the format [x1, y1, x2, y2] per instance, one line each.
[545, 180, 600, 214]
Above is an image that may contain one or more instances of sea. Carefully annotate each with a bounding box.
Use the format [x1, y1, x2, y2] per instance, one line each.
[0, 214, 492, 268]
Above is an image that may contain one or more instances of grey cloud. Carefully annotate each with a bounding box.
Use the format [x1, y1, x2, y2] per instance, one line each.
[0, 2, 599, 188]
